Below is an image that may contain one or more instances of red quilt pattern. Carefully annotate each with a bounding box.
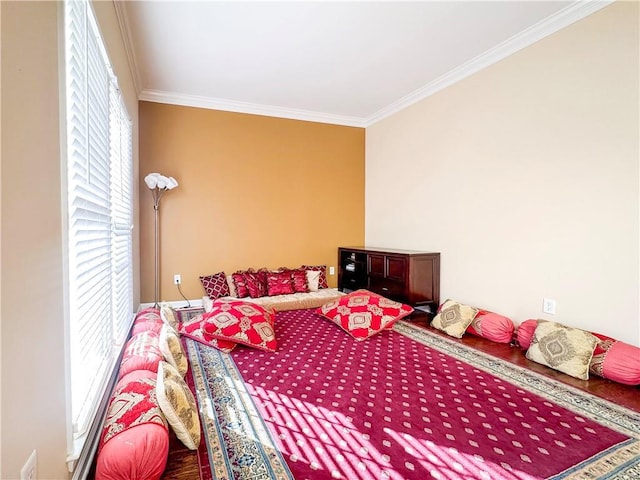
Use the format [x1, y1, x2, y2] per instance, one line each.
[203, 301, 277, 352]
[317, 289, 413, 340]
[178, 313, 236, 353]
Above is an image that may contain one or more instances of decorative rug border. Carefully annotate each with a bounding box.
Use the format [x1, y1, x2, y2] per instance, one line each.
[186, 338, 294, 480]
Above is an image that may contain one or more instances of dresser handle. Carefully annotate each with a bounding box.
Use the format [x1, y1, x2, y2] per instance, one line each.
[381, 287, 389, 291]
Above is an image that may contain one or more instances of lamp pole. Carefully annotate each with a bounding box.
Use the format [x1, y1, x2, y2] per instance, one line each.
[152, 189, 163, 308]
[145, 173, 178, 308]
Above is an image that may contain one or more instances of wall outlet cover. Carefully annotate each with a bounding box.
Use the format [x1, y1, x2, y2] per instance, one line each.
[542, 297, 556, 315]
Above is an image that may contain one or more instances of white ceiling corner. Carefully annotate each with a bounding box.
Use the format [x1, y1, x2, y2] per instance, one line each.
[115, 0, 614, 128]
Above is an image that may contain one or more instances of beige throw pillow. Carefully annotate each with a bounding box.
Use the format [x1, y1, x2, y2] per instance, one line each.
[431, 299, 479, 338]
[526, 321, 597, 380]
[159, 325, 188, 377]
[306, 270, 320, 292]
[156, 361, 201, 450]
[160, 303, 178, 331]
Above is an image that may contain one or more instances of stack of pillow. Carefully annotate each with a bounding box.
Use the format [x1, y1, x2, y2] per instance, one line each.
[199, 265, 329, 300]
[94, 305, 201, 480]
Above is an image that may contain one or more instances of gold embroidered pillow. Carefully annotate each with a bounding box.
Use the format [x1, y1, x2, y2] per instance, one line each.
[526, 321, 597, 380]
[156, 362, 201, 450]
[160, 303, 178, 331]
[431, 299, 479, 338]
[159, 325, 188, 377]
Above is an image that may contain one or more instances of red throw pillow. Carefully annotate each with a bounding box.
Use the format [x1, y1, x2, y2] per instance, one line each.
[266, 270, 295, 296]
[291, 268, 309, 293]
[317, 289, 413, 340]
[231, 271, 250, 298]
[302, 265, 328, 289]
[590, 332, 640, 385]
[199, 272, 230, 299]
[202, 301, 277, 352]
[244, 269, 268, 298]
[95, 370, 169, 480]
[118, 331, 163, 379]
[178, 313, 236, 353]
[515, 319, 539, 350]
[466, 309, 515, 344]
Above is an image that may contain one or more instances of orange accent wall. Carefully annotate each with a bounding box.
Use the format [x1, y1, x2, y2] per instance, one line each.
[139, 102, 365, 302]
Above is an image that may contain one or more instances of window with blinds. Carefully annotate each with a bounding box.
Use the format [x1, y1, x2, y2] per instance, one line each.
[64, 0, 133, 457]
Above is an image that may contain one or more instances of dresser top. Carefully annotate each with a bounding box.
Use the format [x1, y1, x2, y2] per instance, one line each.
[339, 246, 439, 256]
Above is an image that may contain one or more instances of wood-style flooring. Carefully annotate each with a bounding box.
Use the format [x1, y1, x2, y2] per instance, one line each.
[161, 314, 640, 479]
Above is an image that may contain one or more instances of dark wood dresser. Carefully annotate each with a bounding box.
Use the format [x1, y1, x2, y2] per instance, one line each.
[338, 246, 440, 311]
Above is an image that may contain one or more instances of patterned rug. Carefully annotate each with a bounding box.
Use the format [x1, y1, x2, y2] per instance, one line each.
[180, 308, 640, 480]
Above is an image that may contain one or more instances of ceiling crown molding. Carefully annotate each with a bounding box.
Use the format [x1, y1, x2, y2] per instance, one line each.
[139, 90, 367, 127]
[363, 0, 614, 127]
[119, 0, 612, 128]
[114, 1, 142, 96]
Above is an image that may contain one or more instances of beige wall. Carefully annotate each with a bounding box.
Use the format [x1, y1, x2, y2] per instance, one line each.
[139, 102, 365, 303]
[0, 1, 139, 478]
[366, 2, 639, 345]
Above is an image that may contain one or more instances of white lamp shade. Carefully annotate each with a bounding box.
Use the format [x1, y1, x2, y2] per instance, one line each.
[156, 176, 168, 189]
[144, 173, 159, 189]
[144, 173, 178, 190]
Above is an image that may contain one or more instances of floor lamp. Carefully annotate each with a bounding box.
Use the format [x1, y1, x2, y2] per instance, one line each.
[144, 173, 178, 307]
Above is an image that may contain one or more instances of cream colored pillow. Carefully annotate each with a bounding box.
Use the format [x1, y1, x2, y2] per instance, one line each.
[226, 274, 237, 297]
[159, 325, 188, 377]
[156, 361, 200, 450]
[159, 303, 178, 331]
[526, 321, 597, 380]
[306, 270, 320, 292]
[431, 299, 479, 338]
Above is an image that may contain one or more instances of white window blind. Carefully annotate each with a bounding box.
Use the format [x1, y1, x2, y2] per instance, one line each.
[64, 0, 133, 451]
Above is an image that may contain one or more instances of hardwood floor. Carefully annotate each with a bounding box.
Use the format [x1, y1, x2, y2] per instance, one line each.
[161, 432, 199, 480]
[161, 314, 640, 479]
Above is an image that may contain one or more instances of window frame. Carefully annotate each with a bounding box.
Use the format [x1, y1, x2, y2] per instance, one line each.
[62, 0, 135, 472]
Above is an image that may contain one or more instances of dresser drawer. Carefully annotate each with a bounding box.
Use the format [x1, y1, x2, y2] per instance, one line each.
[368, 277, 404, 298]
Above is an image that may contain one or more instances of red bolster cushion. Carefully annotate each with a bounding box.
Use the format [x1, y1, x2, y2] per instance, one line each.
[466, 309, 515, 344]
[135, 307, 161, 321]
[590, 332, 640, 385]
[95, 370, 169, 480]
[515, 319, 538, 350]
[118, 331, 163, 379]
[131, 319, 163, 336]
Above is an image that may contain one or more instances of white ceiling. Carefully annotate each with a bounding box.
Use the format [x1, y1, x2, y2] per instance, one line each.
[116, 1, 611, 127]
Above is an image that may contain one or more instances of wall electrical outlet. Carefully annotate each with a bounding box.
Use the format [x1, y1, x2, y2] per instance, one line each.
[542, 297, 556, 315]
[329, 266, 335, 276]
[174, 274, 182, 285]
[20, 450, 37, 480]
